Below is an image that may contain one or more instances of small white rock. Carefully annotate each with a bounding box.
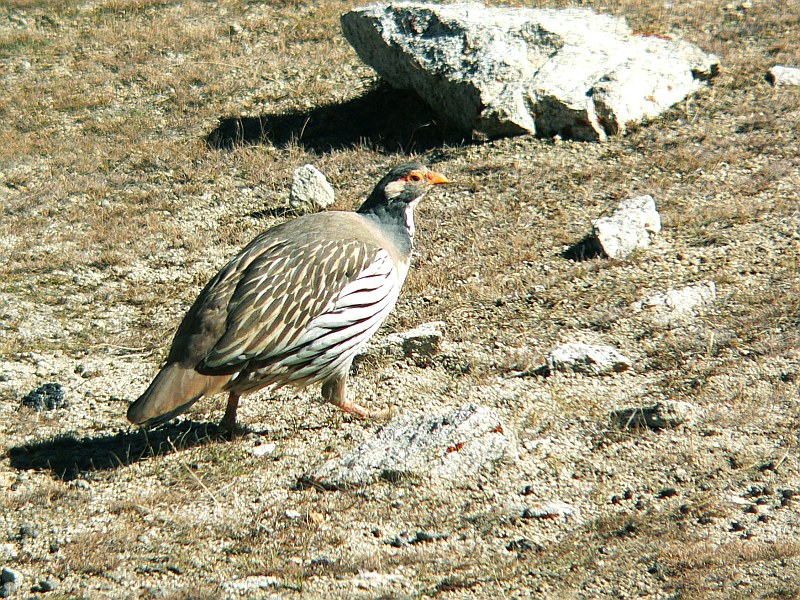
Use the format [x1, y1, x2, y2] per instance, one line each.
[767, 65, 800, 86]
[633, 281, 716, 327]
[288, 164, 335, 213]
[251, 442, 277, 458]
[546, 343, 632, 375]
[1, 567, 21, 585]
[285, 509, 302, 520]
[383, 321, 446, 358]
[592, 195, 661, 259]
[522, 501, 578, 520]
[223, 575, 282, 593]
[353, 571, 407, 589]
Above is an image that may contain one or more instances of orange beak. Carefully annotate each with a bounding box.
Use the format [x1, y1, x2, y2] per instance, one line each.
[426, 170, 451, 185]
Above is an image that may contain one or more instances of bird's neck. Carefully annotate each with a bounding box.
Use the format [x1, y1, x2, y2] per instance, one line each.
[359, 199, 417, 257]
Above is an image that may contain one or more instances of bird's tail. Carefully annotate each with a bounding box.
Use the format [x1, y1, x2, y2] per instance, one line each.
[127, 363, 230, 427]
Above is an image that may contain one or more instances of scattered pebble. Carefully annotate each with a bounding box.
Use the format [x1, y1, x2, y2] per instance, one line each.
[387, 530, 448, 547]
[251, 442, 277, 458]
[522, 501, 577, 520]
[21, 383, 67, 411]
[545, 342, 632, 376]
[611, 400, 698, 430]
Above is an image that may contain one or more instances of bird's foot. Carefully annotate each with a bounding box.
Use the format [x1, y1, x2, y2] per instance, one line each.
[337, 399, 394, 421]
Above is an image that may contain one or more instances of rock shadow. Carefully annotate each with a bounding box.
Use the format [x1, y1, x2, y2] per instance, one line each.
[562, 234, 605, 261]
[205, 82, 469, 154]
[7, 421, 226, 481]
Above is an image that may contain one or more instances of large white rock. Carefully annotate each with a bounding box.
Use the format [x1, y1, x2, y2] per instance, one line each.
[302, 403, 516, 489]
[342, 3, 719, 140]
[592, 195, 661, 259]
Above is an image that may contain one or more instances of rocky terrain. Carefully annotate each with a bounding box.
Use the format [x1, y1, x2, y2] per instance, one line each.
[1, 0, 799, 598]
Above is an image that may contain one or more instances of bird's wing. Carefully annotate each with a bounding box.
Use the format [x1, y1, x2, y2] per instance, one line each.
[196, 236, 399, 376]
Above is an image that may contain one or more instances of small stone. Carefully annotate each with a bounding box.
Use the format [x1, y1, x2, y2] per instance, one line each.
[364, 321, 447, 362]
[506, 538, 537, 552]
[782, 489, 797, 499]
[18, 524, 39, 539]
[223, 576, 282, 593]
[0, 568, 20, 585]
[592, 195, 661, 259]
[632, 281, 716, 327]
[611, 400, 698, 430]
[766, 65, 800, 87]
[744, 504, 759, 514]
[730, 521, 746, 532]
[658, 488, 678, 499]
[252, 442, 277, 458]
[21, 382, 67, 411]
[757, 514, 771, 524]
[0, 582, 15, 598]
[522, 501, 577, 520]
[288, 164, 335, 214]
[410, 531, 448, 544]
[546, 342, 632, 375]
[34, 578, 57, 593]
[385, 321, 446, 358]
[285, 509, 302, 520]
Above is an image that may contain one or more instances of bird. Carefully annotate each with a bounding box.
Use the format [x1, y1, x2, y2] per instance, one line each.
[127, 163, 450, 431]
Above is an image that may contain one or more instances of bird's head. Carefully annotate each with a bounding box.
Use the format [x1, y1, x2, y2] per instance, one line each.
[358, 163, 450, 217]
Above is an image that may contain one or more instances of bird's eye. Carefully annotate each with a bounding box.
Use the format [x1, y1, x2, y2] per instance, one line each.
[408, 172, 422, 182]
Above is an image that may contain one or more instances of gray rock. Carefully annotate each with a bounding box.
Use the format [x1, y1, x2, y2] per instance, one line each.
[611, 400, 698, 430]
[522, 501, 578, 520]
[633, 281, 716, 327]
[33, 578, 57, 593]
[223, 575, 282, 593]
[766, 65, 800, 87]
[21, 382, 67, 411]
[382, 321, 446, 358]
[0, 567, 21, 585]
[0, 568, 20, 599]
[546, 343, 632, 375]
[303, 403, 516, 489]
[342, 3, 719, 140]
[592, 195, 661, 259]
[288, 164, 335, 213]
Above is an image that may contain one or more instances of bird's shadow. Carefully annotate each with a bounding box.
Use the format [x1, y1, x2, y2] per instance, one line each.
[205, 81, 470, 154]
[6, 421, 228, 481]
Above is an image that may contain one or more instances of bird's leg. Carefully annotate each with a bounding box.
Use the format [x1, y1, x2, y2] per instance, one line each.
[322, 374, 392, 420]
[219, 391, 240, 435]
